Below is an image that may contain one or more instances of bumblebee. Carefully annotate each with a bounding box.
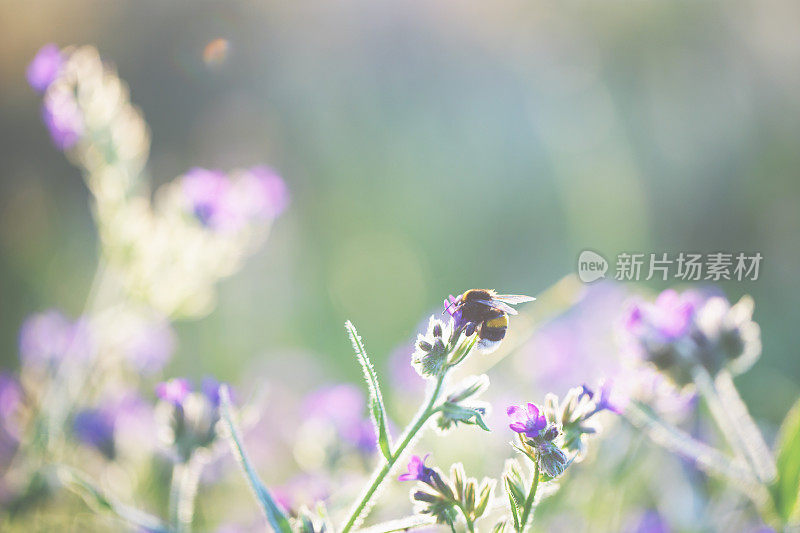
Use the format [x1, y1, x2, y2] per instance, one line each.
[445, 289, 535, 353]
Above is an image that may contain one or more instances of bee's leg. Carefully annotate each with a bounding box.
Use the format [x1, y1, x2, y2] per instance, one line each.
[464, 322, 477, 337]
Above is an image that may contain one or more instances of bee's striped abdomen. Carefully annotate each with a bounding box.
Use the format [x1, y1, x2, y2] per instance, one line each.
[479, 313, 508, 342]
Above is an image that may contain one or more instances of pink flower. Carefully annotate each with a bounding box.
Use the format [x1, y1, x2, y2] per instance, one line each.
[507, 402, 547, 439]
[398, 454, 434, 483]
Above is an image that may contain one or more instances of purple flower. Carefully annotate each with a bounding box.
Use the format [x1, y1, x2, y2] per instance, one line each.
[27, 44, 64, 93]
[201, 377, 222, 407]
[19, 309, 93, 368]
[123, 318, 176, 375]
[581, 380, 621, 415]
[398, 454, 434, 482]
[181, 167, 231, 229]
[239, 166, 289, 220]
[625, 289, 698, 343]
[0, 374, 22, 424]
[156, 378, 191, 406]
[444, 294, 465, 330]
[507, 402, 547, 439]
[0, 374, 23, 464]
[623, 509, 670, 533]
[41, 90, 84, 150]
[73, 408, 116, 459]
[302, 384, 376, 453]
[112, 392, 157, 455]
[181, 166, 288, 231]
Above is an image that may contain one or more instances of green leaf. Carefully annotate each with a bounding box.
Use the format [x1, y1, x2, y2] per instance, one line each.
[771, 396, 800, 524]
[474, 479, 495, 518]
[219, 386, 292, 533]
[505, 477, 521, 531]
[56, 466, 169, 533]
[345, 320, 392, 461]
[492, 520, 508, 533]
[437, 402, 491, 432]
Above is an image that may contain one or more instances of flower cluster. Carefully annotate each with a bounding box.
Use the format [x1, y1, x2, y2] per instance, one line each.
[545, 382, 616, 460]
[27, 44, 289, 320]
[180, 166, 289, 232]
[624, 289, 761, 386]
[411, 316, 452, 378]
[507, 402, 568, 478]
[155, 378, 224, 462]
[400, 455, 495, 529]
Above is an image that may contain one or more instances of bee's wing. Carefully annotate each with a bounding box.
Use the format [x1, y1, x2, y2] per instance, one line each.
[473, 299, 519, 315]
[494, 294, 536, 305]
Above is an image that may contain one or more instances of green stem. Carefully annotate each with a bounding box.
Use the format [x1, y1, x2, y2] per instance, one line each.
[340, 375, 446, 533]
[623, 400, 756, 485]
[168, 462, 184, 531]
[519, 461, 540, 532]
[714, 370, 777, 483]
[168, 452, 208, 533]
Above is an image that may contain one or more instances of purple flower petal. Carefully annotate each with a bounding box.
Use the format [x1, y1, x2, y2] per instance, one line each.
[27, 44, 63, 93]
[156, 378, 191, 406]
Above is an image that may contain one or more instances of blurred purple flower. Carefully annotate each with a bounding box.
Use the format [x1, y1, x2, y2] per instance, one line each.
[156, 378, 191, 406]
[201, 377, 222, 407]
[623, 509, 670, 533]
[581, 379, 621, 415]
[73, 408, 116, 459]
[240, 166, 290, 220]
[181, 166, 288, 231]
[624, 289, 699, 343]
[113, 392, 157, 453]
[19, 309, 93, 368]
[124, 318, 176, 375]
[0, 374, 22, 424]
[0, 374, 23, 466]
[520, 282, 630, 393]
[41, 90, 84, 150]
[272, 473, 330, 513]
[507, 403, 547, 439]
[181, 168, 231, 229]
[398, 454, 434, 482]
[27, 44, 64, 93]
[388, 343, 425, 397]
[302, 384, 376, 452]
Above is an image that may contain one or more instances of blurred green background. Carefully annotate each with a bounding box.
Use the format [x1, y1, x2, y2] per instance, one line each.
[1, 0, 799, 423]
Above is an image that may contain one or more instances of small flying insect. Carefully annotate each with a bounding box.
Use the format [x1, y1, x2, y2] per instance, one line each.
[444, 289, 536, 353]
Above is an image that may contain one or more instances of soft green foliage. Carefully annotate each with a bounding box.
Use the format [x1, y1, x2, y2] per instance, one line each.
[218, 386, 292, 533]
[345, 320, 393, 461]
[770, 397, 800, 525]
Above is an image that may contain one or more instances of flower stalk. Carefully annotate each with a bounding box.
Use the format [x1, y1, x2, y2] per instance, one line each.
[518, 461, 539, 532]
[340, 373, 447, 532]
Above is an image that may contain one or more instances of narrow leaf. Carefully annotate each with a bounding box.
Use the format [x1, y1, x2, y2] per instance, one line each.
[56, 466, 169, 533]
[219, 386, 292, 533]
[505, 479, 520, 531]
[345, 320, 392, 460]
[771, 397, 800, 524]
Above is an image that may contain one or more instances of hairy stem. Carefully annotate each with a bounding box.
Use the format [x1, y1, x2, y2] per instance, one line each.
[169, 452, 208, 533]
[691, 366, 753, 469]
[518, 461, 540, 532]
[623, 401, 757, 486]
[714, 370, 777, 483]
[340, 375, 446, 532]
